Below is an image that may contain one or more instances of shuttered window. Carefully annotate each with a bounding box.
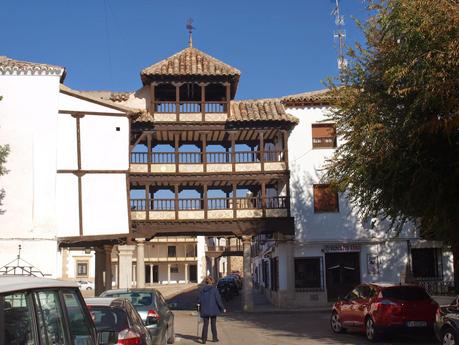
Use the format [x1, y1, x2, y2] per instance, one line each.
[312, 123, 337, 148]
[313, 184, 339, 213]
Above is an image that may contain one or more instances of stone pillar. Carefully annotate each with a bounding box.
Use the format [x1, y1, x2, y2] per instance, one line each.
[242, 236, 254, 312]
[185, 263, 189, 283]
[136, 238, 146, 288]
[103, 245, 113, 291]
[95, 247, 105, 296]
[167, 264, 171, 284]
[61, 248, 69, 279]
[211, 257, 216, 280]
[118, 245, 135, 289]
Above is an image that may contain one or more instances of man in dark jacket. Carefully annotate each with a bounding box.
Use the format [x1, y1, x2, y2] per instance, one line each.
[197, 276, 225, 344]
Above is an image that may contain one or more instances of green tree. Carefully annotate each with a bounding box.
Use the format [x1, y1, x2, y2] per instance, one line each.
[0, 96, 10, 214]
[325, 0, 459, 284]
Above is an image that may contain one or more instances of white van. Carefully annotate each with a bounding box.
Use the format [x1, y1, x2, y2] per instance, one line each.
[0, 276, 98, 345]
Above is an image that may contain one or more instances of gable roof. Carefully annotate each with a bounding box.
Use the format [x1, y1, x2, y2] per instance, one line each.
[141, 46, 240, 81]
[281, 89, 333, 107]
[0, 56, 66, 82]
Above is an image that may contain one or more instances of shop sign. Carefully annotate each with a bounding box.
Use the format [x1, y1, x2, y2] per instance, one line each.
[324, 244, 361, 253]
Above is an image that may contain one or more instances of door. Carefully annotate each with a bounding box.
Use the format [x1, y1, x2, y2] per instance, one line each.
[339, 287, 359, 327]
[325, 252, 361, 301]
[189, 265, 197, 283]
[351, 285, 372, 327]
[153, 265, 159, 283]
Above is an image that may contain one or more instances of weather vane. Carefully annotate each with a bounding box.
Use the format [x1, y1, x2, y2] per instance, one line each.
[186, 18, 195, 47]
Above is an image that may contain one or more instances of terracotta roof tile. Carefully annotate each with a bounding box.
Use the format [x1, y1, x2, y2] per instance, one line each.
[141, 47, 240, 78]
[281, 89, 333, 106]
[229, 99, 298, 124]
[0, 56, 66, 81]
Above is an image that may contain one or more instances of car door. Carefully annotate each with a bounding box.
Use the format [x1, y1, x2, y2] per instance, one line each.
[352, 285, 371, 328]
[125, 301, 153, 345]
[156, 292, 173, 335]
[340, 288, 359, 327]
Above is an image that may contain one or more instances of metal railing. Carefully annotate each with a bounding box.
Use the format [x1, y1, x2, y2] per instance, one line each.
[417, 279, 455, 296]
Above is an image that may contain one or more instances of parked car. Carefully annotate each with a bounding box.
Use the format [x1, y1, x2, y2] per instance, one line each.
[226, 274, 242, 290]
[0, 276, 98, 344]
[85, 297, 153, 345]
[217, 277, 239, 301]
[434, 295, 459, 345]
[331, 283, 438, 342]
[100, 288, 175, 344]
[79, 280, 95, 290]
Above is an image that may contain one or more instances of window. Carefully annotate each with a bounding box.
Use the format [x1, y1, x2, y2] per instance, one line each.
[170, 265, 179, 274]
[2, 292, 35, 345]
[62, 291, 94, 344]
[411, 248, 443, 280]
[167, 246, 176, 258]
[313, 184, 339, 213]
[76, 262, 88, 277]
[34, 291, 68, 345]
[312, 123, 337, 148]
[186, 244, 197, 258]
[294, 257, 324, 291]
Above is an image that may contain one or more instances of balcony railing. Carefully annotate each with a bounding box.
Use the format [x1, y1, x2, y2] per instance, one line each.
[153, 101, 227, 114]
[130, 196, 288, 212]
[130, 150, 285, 165]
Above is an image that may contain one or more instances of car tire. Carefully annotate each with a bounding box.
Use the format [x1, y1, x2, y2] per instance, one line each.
[365, 317, 379, 342]
[442, 328, 458, 345]
[330, 311, 345, 333]
[167, 322, 175, 344]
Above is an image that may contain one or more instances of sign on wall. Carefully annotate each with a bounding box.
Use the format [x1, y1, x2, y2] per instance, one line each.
[324, 244, 361, 253]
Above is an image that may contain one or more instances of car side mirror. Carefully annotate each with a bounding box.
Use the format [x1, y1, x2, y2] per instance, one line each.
[97, 330, 117, 345]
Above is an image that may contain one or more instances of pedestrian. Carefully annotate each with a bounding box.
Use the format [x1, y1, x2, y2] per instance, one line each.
[197, 276, 225, 344]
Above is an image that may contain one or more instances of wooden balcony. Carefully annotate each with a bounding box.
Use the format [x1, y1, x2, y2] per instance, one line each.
[130, 150, 287, 174]
[130, 196, 289, 221]
[152, 101, 228, 122]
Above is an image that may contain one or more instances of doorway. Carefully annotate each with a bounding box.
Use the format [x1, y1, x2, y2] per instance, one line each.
[189, 264, 197, 283]
[325, 252, 360, 301]
[145, 264, 159, 284]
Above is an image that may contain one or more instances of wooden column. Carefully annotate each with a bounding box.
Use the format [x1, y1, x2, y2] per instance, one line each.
[225, 82, 231, 115]
[286, 178, 291, 217]
[150, 83, 156, 114]
[174, 133, 180, 173]
[232, 183, 237, 219]
[174, 184, 179, 220]
[200, 83, 206, 122]
[261, 181, 266, 217]
[174, 83, 180, 122]
[147, 132, 152, 173]
[201, 133, 207, 172]
[145, 184, 150, 220]
[230, 132, 236, 172]
[259, 130, 265, 171]
[282, 130, 289, 167]
[203, 184, 208, 219]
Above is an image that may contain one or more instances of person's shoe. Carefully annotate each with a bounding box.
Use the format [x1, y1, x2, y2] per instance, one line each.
[213, 339, 219, 342]
[201, 339, 207, 344]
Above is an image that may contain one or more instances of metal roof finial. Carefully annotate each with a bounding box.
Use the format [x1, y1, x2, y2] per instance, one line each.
[186, 18, 195, 47]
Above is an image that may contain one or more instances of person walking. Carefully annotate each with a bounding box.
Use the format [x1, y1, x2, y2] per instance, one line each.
[197, 276, 225, 344]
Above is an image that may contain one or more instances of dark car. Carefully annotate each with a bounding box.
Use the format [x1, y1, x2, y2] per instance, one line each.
[434, 295, 459, 345]
[217, 277, 239, 301]
[100, 289, 175, 345]
[85, 297, 153, 345]
[331, 283, 438, 342]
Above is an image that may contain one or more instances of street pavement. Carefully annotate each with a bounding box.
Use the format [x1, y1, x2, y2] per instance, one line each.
[165, 286, 439, 345]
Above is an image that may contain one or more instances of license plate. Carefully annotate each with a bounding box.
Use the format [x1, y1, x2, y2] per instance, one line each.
[407, 321, 427, 327]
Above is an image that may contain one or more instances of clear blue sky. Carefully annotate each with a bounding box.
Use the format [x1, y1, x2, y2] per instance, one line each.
[0, 0, 368, 99]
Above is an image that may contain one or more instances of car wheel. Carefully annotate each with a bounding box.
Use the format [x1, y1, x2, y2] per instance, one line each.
[365, 317, 379, 342]
[443, 328, 458, 345]
[167, 322, 175, 344]
[330, 312, 345, 333]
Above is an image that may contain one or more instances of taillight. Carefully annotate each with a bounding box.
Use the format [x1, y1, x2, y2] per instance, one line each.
[147, 309, 160, 320]
[117, 329, 141, 345]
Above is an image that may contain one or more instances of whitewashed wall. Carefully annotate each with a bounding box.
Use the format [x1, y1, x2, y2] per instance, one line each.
[0, 74, 62, 276]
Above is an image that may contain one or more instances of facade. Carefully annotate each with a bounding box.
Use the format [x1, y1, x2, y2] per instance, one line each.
[252, 90, 454, 307]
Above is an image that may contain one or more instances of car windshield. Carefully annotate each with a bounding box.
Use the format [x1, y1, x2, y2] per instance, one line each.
[382, 286, 430, 301]
[89, 306, 129, 332]
[103, 292, 155, 307]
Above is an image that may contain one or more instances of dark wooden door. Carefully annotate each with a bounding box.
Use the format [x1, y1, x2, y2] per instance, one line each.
[325, 252, 361, 301]
[189, 265, 197, 283]
[153, 265, 159, 283]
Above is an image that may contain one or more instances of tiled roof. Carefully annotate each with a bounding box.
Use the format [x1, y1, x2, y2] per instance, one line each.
[281, 89, 333, 106]
[0, 56, 66, 82]
[229, 99, 298, 124]
[141, 47, 240, 78]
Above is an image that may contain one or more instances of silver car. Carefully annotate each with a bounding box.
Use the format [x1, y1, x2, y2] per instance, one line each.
[100, 289, 175, 345]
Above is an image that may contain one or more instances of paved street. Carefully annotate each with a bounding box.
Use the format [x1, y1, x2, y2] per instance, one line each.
[166, 286, 439, 345]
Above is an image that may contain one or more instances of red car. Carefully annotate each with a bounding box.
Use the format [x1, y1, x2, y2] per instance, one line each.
[330, 283, 438, 341]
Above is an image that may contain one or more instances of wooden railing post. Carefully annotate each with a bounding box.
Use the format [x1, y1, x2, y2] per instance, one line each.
[258, 130, 265, 171]
[174, 133, 180, 173]
[225, 82, 231, 115]
[203, 184, 208, 219]
[174, 82, 181, 121]
[232, 183, 237, 219]
[150, 83, 156, 115]
[261, 182, 266, 217]
[145, 184, 150, 220]
[286, 178, 291, 217]
[282, 130, 289, 167]
[174, 184, 179, 220]
[200, 83, 207, 121]
[229, 132, 236, 172]
[147, 132, 152, 173]
[201, 133, 207, 172]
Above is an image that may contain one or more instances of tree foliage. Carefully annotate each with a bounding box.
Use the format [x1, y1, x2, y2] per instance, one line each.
[0, 96, 9, 214]
[325, 0, 459, 242]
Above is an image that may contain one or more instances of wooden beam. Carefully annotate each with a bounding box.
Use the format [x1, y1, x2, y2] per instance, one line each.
[203, 184, 208, 220]
[175, 83, 180, 122]
[225, 82, 231, 115]
[200, 83, 206, 122]
[283, 130, 289, 167]
[201, 133, 207, 172]
[147, 133, 152, 173]
[230, 132, 236, 173]
[174, 133, 180, 173]
[145, 184, 150, 220]
[261, 181, 266, 217]
[232, 183, 237, 219]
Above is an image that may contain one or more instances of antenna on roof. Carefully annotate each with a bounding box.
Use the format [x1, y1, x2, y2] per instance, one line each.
[331, 0, 347, 71]
[186, 18, 195, 48]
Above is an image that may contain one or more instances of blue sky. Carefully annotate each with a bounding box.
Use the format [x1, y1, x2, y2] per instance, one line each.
[0, 0, 368, 99]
